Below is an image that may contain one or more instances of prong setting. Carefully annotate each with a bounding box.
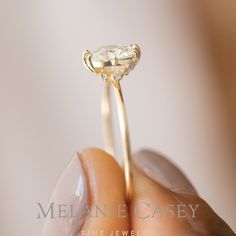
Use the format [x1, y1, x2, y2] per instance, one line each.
[83, 50, 97, 74]
[83, 44, 141, 81]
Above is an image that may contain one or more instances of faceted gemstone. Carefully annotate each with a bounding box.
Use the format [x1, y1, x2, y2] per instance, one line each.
[89, 45, 139, 80]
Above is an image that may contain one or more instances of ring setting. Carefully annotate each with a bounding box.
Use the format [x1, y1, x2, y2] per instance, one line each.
[83, 44, 140, 81]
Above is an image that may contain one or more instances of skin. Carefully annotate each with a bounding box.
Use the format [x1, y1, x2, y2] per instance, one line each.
[79, 148, 235, 236]
[79, 148, 129, 235]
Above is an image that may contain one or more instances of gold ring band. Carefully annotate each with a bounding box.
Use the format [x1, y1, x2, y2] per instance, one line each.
[102, 79, 132, 201]
[83, 44, 141, 201]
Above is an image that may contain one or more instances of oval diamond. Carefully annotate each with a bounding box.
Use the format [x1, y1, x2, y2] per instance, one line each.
[84, 44, 140, 80]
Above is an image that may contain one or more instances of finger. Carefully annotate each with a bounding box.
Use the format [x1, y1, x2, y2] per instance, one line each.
[130, 159, 193, 235]
[79, 148, 129, 235]
[131, 149, 235, 235]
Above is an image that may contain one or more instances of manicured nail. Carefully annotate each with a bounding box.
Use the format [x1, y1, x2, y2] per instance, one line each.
[134, 149, 197, 194]
[41, 153, 88, 236]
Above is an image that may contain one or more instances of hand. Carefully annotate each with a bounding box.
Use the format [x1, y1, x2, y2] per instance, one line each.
[41, 148, 235, 236]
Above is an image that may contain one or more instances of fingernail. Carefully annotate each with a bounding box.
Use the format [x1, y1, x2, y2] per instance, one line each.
[134, 149, 197, 195]
[42, 153, 88, 236]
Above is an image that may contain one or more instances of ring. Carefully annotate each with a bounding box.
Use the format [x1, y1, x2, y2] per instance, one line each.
[83, 44, 141, 201]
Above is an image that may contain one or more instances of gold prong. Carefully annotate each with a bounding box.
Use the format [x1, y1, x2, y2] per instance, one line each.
[131, 44, 141, 61]
[82, 50, 97, 73]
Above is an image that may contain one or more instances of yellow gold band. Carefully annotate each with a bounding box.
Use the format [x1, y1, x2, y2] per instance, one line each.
[102, 79, 133, 201]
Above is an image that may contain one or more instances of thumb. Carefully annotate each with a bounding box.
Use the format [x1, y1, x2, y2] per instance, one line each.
[42, 148, 129, 236]
[79, 148, 129, 235]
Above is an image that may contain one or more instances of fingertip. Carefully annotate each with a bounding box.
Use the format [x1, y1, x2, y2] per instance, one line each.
[79, 148, 129, 234]
[79, 147, 126, 203]
[133, 149, 197, 195]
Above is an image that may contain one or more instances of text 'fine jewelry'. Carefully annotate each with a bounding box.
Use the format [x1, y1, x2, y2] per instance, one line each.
[83, 44, 141, 201]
